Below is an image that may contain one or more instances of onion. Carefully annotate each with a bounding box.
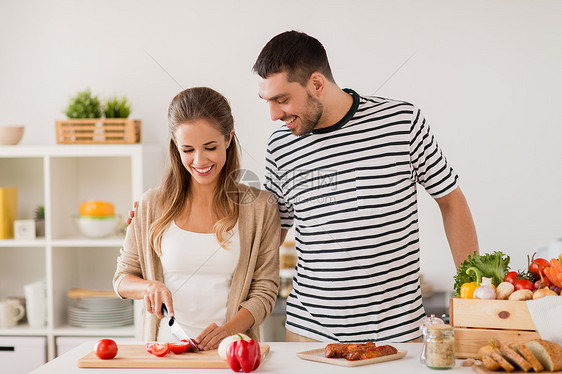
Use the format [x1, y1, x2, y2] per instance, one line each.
[217, 333, 251, 360]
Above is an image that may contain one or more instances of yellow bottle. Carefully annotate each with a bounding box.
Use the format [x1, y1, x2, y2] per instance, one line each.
[0, 187, 18, 239]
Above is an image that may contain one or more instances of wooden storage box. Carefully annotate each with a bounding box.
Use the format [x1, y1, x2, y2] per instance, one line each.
[449, 298, 541, 358]
[55, 119, 141, 144]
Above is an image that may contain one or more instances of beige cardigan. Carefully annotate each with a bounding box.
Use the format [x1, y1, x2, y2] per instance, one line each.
[113, 184, 280, 342]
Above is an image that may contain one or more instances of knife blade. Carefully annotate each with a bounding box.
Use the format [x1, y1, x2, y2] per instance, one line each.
[161, 304, 199, 352]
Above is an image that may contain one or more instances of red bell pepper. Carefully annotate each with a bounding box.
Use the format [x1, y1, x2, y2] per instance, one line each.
[226, 339, 261, 373]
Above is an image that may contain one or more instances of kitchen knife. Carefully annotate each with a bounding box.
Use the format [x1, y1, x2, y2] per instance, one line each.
[161, 304, 199, 352]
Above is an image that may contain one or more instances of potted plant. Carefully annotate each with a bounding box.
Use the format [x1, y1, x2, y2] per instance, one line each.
[64, 88, 102, 119]
[34, 205, 45, 237]
[56, 89, 141, 144]
[104, 96, 131, 119]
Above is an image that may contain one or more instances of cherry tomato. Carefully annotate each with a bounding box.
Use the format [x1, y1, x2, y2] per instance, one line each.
[504, 271, 518, 284]
[514, 279, 534, 291]
[95, 339, 118, 360]
[169, 342, 190, 354]
[530, 258, 550, 276]
[152, 343, 170, 357]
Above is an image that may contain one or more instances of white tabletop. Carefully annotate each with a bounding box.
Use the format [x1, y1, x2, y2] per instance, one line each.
[30, 341, 475, 374]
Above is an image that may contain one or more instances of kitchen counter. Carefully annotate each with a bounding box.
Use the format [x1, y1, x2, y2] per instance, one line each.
[30, 341, 475, 374]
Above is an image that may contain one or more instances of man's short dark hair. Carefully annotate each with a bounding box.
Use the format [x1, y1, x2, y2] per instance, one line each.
[252, 30, 335, 86]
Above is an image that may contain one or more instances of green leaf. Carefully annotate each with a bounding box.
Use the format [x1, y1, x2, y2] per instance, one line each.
[104, 95, 130, 118]
[452, 251, 511, 296]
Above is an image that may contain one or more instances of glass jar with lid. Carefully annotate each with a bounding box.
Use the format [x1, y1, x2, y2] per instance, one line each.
[425, 324, 455, 370]
[419, 314, 445, 364]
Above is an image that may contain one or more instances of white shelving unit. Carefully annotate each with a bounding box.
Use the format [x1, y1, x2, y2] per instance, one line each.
[0, 144, 163, 361]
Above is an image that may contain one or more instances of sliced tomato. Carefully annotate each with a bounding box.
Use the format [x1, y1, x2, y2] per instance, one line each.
[169, 342, 190, 354]
[145, 342, 157, 354]
[152, 343, 170, 357]
[181, 339, 197, 352]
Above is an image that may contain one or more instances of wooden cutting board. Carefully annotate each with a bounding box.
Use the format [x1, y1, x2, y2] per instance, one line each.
[472, 364, 562, 374]
[78, 344, 270, 368]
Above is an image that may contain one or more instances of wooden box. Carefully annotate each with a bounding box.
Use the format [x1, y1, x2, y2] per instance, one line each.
[449, 298, 541, 358]
[55, 119, 141, 144]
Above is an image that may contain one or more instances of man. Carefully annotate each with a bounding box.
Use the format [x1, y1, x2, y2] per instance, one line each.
[253, 30, 478, 343]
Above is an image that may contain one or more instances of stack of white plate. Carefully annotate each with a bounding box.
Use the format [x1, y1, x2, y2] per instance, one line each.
[68, 297, 133, 328]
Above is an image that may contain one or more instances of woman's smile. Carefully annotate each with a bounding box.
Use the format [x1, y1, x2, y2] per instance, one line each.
[192, 164, 215, 176]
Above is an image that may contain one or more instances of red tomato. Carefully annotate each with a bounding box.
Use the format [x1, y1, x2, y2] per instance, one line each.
[152, 343, 170, 357]
[181, 339, 197, 352]
[514, 279, 534, 291]
[530, 258, 550, 276]
[504, 271, 518, 284]
[145, 342, 157, 354]
[169, 342, 190, 354]
[95, 339, 118, 360]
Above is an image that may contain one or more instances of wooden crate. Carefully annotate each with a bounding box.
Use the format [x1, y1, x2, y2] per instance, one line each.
[55, 119, 141, 144]
[449, 298, 541, 358]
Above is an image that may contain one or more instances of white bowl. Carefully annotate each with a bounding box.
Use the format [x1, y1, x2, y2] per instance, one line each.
[0, 126, 25, 145]
[74, 215, 121, 238]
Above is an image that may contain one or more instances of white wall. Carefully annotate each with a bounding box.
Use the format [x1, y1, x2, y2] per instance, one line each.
[1, 0, 561, 290]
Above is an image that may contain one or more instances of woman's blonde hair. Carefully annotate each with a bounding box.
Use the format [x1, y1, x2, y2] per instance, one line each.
[149, 87, 240, 255]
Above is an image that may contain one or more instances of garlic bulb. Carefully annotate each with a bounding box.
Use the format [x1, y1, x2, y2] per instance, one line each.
[474, 277, 496, 300]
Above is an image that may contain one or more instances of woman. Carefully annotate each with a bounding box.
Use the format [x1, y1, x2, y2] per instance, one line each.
[113, 87, 280, 350]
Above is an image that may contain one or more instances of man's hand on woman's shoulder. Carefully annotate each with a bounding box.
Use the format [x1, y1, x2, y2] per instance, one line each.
[126, 201, 138, 225]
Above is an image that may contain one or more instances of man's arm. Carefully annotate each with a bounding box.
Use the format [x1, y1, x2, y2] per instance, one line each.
[435, 187, 479, 267]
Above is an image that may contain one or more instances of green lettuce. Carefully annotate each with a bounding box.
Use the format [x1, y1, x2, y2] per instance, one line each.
[453, 251, 510, 297]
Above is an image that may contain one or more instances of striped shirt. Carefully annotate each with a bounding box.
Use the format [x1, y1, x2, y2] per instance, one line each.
[264, 89, 458, 342]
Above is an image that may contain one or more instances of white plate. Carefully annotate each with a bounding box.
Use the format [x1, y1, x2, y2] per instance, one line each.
[69, 320, 133, 328]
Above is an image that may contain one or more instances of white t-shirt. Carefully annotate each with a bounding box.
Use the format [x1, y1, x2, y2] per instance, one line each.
[157, 220, 240, 342]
